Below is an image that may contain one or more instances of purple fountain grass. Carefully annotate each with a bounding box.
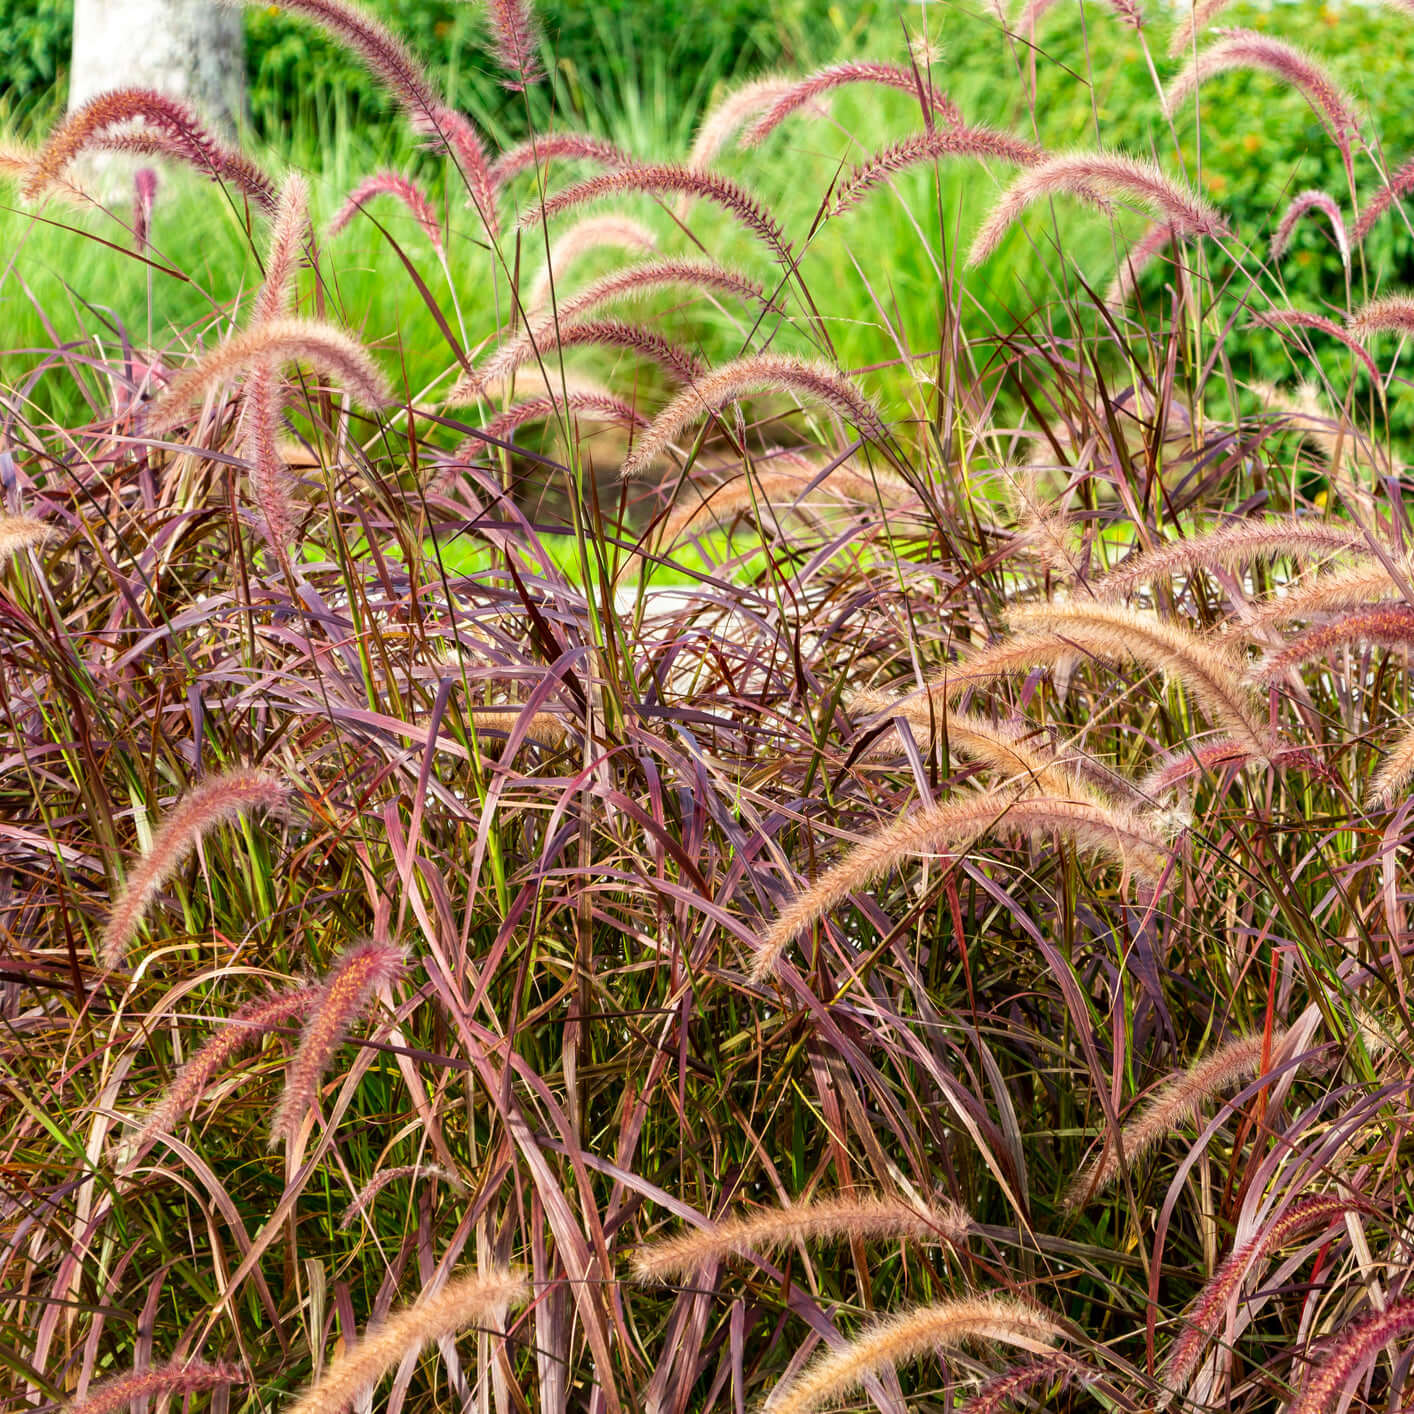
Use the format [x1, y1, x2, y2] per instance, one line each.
[1256, 605, 1414, 682]
[150, 318, 391, 430]
[339, 1164, 466, 1229]
[23, 89, 277, 211]
[969, 152, 1227, 266]
[0, 513, 53, 567]
[1165, 31, 1362, 172]
[1271, 190, 1349, 266]
[831, 127, 1042, 215]
[421, 105, 498, 234]
[959, 1353, 1091, 1414]
[1066, 1029, 1286, 1206]
[1252, 310, 1380, 383]
[619, 354, 886, 480]
[465, 705, 567, 751]
[752, 791, 1173, 979]
[133, 168, 157, 252]
[1106, 223, 1183, 304]
[1166, 1192, 1355, 1390]
[251, 173, 309, 324]
[525, 215, 657, 311]
[738, 62, 964, 149]
[0, 138, 33, 179]
[685, 76, 803, 175]
[1008, 602, 1271, 757]
[220, 0, 442, 128]
[328, 171, 443, 251]
[658, 462, 915, 548]
[1168, 0, 1234, 56]
[269, 939, 406, 1149]
[453, 318, 704, 402]
[489, 133, 633, 190]
[764, 1298, 1066, 1414]
[1243, 558, 1414, 632]
[123, 986, 319, 1158]
[1139, 739, 1323, 796]
[516, 163, 793, 268]
[1352, 152, 1414, 245]
[466, 387, 649, 451]
[65, 1360, 242, 1414]
[631, 1193, 970, 1283]
[485, 0, 543, 91]
[459, 258, 767, 396]
[286, 1268, 527, 1414]
[1348, 295, 1414, 338]
[100, 768, 289, 969]
[1094, 516, 1373, 601]
[1368, 716, 1414, 808]
[1287, 1297, 1414, 1414]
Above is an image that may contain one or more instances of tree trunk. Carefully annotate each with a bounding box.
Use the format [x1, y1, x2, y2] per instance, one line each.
[70, 0, 245, 134]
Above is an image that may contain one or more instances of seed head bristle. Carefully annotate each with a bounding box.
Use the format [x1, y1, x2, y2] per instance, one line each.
[1271, 190, 1350, 267]
[339, 1164, 466, 1230]
[489, 133, 632, 190]
[64, 1360, 242, 1414]
[328, 171, 443, 251]
[484, 0, 543, 91]
[0, 514, 54, 567]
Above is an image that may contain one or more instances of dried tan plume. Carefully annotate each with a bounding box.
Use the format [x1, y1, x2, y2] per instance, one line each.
[631, 1193, 970, 1283]
[468, 706, 567, 751]
[0, 514, 54, 567]
[1367, 716, 1414, 808]
[151, 318, 390, 429]
[752, 792, 1172, 979]
[763, 1298, 1066, 1414]
[1242, 557, 1413, 633]
[1067, 1029, 1285, 1205]
[1094, 517, 1371, 601]
[1008, 602, 1271, 757]
[101, 768, 289, 968]
[285, 1268, 528, 1414]
[619, 355, 885, 480]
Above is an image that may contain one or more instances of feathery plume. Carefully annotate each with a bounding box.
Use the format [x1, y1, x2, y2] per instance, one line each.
[253, 173, 310, 325]
[1066, 1029, 1284, 1206]
[1168, 0, 1233, 56]
[1008, 602, 1271, 757]
[467, 706, 568, 751]
[658, 463, 915, 547]
[959, 1353, 1089, 1414]
[100, 768, 289, 968]
[123, 987, 319, 1157]
[423, 105, 498, 235]
[763, 1298, 1065, 1414]
[516, 163, 793, 267]
[739, 62, 964, 149]
[1002, 465, 1088, 578]
[620, 354, 885, 480]
[753, 792, 1172, 979]
[685, 76, 802, 173]
[1252, 310, 1380, 383]
[133, 167, 158, 251]
[1139, 739, 1321, 796]
[219, 0, 442, 127]
[244, 366, 299, 555]
[1367, 716, 1414, 808]
[1352, 152, 1414, 245]
[1348, 295, 1414, 339]
[449, 319, 703, 406]
[1106, 222, 1182, 304]
[632, 1194, 970, 1283]
[0, 514, 53, 568]
[1094, 517, 1372, 601]
[467, 258, 767, 394]
[1287, 1298, 1414, 1414]
[150, 318, 390, 429]
[328, 171, 443, 250]
[832, 127, 1041, 214]
[484, 0, 543, 91]
[1271, 191, 1349, 267]
[1256, 605, 1414, 681]
[969, 151, 1226, 266]
[1165, 31, 1362, 165]
[525, 215, 657, 312]
[340, 1164, 466, 1229]
[469, 388, 648, 449]
[269, 939, 406, 1148]
[285, 1268, 528, 1414]
[24, 88, 277, 210]
[1166, 1193, 1353, 1390]
[0, 138, 34, 180]
[489, 133, 631, 189]
[65, 1360, 241, 1414]
[1244, 559, 1413, 632]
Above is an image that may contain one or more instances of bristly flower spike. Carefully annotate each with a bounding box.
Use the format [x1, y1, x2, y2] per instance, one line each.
[64, 1360, 242, 1414]
[489, 133, 630, 189]
[328, 171, 443, 251]
[1271, 190, 1349, 267]
[269, 939, 406, 1149]
[0, 514, 54, 568]
[1286, 1298, 1414, 1414]
[484, 0, 543, 91]
[339, 1164, 466, 1230]
[1252, 309, 1381, 384]
[100, 768, 289, 969]
[832, 127, 1042, 214]
[133, 168, 157, 251]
